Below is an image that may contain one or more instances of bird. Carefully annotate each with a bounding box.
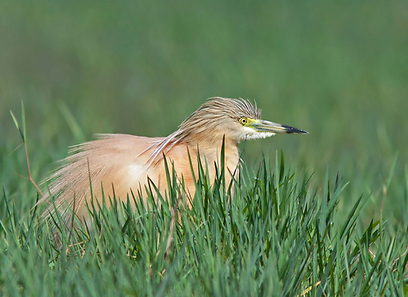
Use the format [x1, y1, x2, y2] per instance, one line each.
[39, 97, 308, 229]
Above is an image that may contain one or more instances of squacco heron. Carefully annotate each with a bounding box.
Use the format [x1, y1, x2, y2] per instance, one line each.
[40, 97, 308, 226]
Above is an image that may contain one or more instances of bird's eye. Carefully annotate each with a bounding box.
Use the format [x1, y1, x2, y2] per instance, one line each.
[239, 117, 248, 125]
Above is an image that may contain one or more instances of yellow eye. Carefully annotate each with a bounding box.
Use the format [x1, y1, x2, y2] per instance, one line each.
[239, 117, 248, 125]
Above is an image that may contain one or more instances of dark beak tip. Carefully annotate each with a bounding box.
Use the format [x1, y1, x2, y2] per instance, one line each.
[292, 130, 309, 135]
[282, 125, 309, 135]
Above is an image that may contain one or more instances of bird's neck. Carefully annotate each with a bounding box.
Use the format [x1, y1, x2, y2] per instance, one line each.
[182, 134, 240, 168]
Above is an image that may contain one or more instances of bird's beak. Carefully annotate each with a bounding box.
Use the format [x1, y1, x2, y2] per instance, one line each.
[250, 119, 309, 134]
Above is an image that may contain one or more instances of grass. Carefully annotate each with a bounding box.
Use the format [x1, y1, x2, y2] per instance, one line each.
[1, 148, 407, 296]
[1, 0, 408, 295]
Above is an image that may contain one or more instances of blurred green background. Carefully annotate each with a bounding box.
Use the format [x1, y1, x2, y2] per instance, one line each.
[1, 0, 407, 227]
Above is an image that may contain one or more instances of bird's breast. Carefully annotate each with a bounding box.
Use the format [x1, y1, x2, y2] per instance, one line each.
[124, 141, 240, 200]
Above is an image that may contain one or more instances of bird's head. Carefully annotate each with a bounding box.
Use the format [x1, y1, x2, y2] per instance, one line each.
[178, 97, 308, 144]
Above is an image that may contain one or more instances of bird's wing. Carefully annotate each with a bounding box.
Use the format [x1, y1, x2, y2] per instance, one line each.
[39, 134, 166, 226]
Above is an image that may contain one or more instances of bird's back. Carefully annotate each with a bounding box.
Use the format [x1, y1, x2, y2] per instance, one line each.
[40, 133, 230, 226]
[41, 134, 169, 224]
